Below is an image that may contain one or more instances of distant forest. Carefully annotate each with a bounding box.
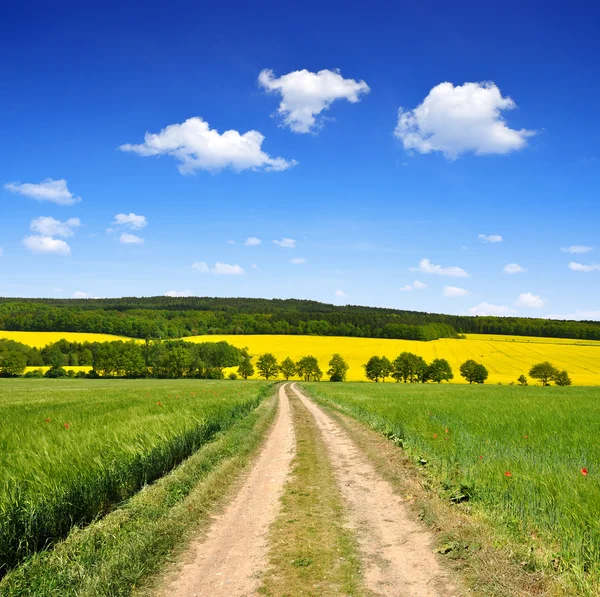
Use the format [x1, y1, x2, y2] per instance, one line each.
[0, 297, 599, 341]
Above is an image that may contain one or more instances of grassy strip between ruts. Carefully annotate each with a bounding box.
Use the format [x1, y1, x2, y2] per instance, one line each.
[301, 385, 574, 597]
[258, 386, 365, 596]
[0, 384, 279, 597]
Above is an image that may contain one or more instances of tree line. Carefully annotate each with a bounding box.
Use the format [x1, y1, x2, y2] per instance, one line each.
[0, 338, 244, 379]
[1, 297, 599, 341]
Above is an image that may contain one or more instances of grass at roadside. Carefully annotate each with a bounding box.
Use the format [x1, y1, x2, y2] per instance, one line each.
[0, 386, 278, 597]
[301, 383, 585, 596]
[258, 387, 365, 596]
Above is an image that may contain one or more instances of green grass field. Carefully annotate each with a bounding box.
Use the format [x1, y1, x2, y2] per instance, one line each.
[301, 382, 600, 593]
[0, 379, 269, 574]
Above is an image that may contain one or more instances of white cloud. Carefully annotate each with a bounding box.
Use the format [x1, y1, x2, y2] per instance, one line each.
[226, 240, 236, 245]
[410, 258, 469, 277]
[468, 302, 516, 316]
[251, 263, 259, 270]
[335, 289, 348, 298]
[290, 257, 306, 264]
[443, 285, 469, 297]
[561, 245, 593, 254]
[73, 291, 91, 298]
[212, 262, 244, 275]
[244, 237, 261, 246]
[258, 68, 370, 133]
[394, 82, 535, 159]
[478, 234, 503, 243]
[165, 290, 193, 297]
[569, 262, 600, 272]
[30, 216, 81, 238]
[114, 213, 147, 229]
[273, 237, 296, 248]
[504, 263, 526, 274]
[120, 233, 144, 244]
[515, 292, 546, 308]
[192, 261, 244, 275]
[4, 178, 81, 205]
[191, 261, 209, 273]
[119, 116, 296, 174]
[400, 280, 428, 291]
[23, 235, 70, 255]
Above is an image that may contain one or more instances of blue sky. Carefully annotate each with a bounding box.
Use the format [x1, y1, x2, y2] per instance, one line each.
[1, 0, 599, 319]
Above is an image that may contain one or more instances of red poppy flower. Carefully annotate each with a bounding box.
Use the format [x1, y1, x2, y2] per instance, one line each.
[445, 428, 449, 434]
[479, 455, 483, 459]
[45, 418, 51, 423]
[433, 433, 438, 438]
[64, 423, 70, 429]
[581, 468, 588, 476]
[523, 435, 529, 439]
[504, 471, 512, 477]
[157, 401, 162, 406]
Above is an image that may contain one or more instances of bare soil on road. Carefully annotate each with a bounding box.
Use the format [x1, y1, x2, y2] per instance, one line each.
[157, 383, 460, 596]
[157, 384, 295, 597]
[290, 383, 459, 597]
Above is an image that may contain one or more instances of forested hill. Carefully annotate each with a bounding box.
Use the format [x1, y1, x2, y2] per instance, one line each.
[0, 296, 599, 341]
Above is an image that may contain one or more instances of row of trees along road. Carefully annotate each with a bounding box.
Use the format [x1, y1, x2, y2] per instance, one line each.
[245, 353, 350, 382]
[364, 354, 456, 383]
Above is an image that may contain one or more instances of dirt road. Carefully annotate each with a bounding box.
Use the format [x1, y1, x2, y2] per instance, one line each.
[158, 384, 295, 597]
[158, 383, 458, 596]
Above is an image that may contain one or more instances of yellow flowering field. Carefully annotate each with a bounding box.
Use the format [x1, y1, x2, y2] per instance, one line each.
[2, 331, 599, 384]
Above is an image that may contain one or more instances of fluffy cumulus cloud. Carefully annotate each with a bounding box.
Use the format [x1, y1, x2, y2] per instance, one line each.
[73, 291, 91, 298]
[335, 289, 348, 298]
[244, 237, 261, 246]
[504, 263, 526, 274]
[165, 290, 193, 297]
[400, 280, 427, 291]
[22, 235, 71, 255]
[394, 82, 535, 159]
[569, 262, 600, 272]
[119, 117, 296, 174]
[120, 233, 144, 244]
[114, 213, 147, 229]
[191, 261, 244, 275]
[30, 216, 81, 238]
[410, 258, 469, 277]
[290, 257, 306, 264]
[549, 310, 600, 321]
[273, 237, 296, 248]
[443, 285, 469, 297]
[561, 245, 593, 254]
[258, 68, 370, 133]
[4, 178, 81, 205]
[515, 292, 546, 308]
[478, 234, 503, 243]
[468, 302, 516, 316]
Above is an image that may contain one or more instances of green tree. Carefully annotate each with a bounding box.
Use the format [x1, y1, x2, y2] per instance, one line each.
[237, 354, 255, 380]
[296, 355, 322, 381]
[554, 370, 572, 386]
[0, 352, 27, 377]
[380, 356, 392, 382]
[428, 358, 453, 383]
[391, 352, 424, 383]
[517, 374, 528, 386]
[364, 356, 384, 382]
[460, 359, 488, 384]
[279, 357, 297, 380]
[256, 353, 279, 380]
[529, 361, 559, 386]
[473, 363, 489, 384]
[327, 353, 349, 382]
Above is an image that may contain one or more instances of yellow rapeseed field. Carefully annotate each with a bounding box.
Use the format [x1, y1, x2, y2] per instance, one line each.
[186, 333, 600, 385]
[2, 331, 599, 385]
